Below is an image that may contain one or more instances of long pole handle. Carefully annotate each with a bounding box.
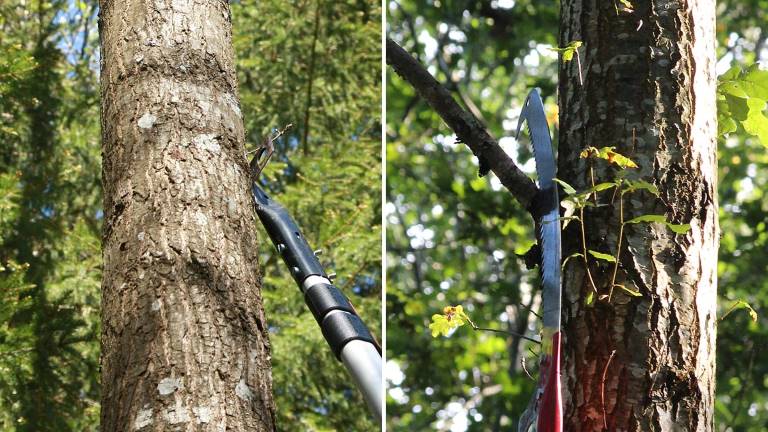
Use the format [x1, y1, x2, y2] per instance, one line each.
[251, 183, 382, 422]
[303, 275, 383, 423]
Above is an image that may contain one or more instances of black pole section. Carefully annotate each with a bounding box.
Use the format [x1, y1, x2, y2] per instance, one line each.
[250, 184, 327, 285]
[250, 183, 381, 356]
[250, 182, 383, 422]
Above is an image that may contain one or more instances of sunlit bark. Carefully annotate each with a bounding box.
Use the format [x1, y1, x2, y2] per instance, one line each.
[558, 1, 718, 430]
[99, 1, 275, 430]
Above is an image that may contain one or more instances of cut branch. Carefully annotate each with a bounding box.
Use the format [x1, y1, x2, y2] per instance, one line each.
[386, 38, 538, 210]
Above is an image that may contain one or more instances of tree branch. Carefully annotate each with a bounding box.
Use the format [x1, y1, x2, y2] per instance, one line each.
[386, 38, 538, 210]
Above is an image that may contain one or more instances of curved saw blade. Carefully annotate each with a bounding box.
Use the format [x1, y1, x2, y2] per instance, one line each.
[516, 89, 556, 191]
[516, 88, 562, 432]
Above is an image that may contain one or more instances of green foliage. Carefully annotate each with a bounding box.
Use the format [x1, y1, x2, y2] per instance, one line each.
[387, 1, 559, 429]
[0, 1, 102, 429]
[623, 214, 691, 234]
[713, 7, 768, 425]
[587, 250, 615, 263]
[559, 148, 688, 302]
[580, 146, 638, 169]
[429, 305, 470, 337]
[232, 1, 381, 429]
[388, 1, 768, 431]
[550, 41, 582, 63]
[0, 0, 380, 430]
[718, 65, 768, 146]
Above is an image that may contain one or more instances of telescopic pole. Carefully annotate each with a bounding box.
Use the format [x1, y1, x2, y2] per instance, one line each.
[250, 182, 383, 423]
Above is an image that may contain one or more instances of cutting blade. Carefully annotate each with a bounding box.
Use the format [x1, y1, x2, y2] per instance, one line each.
[516, 88, 563, 432]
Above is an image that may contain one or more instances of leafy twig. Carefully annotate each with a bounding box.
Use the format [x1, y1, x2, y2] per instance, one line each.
[429, 305, 541, 344]
[552, 41, 583, 85]
[470, 323, 541, 344]
[464, 313, 541, 344]
[719, 299, 758, 322]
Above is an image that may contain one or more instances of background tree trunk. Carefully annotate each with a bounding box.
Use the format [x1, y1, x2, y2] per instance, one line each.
[558, 1, 718, 430]
[99, 1, 275, 430]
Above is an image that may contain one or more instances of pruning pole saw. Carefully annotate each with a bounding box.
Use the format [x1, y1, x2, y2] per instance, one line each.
[516, 89, 563, 432]
[247, 130, 383, 423]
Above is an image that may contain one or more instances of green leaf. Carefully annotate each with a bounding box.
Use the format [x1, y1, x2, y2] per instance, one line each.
[718, 66, 768, 146]
[429, 314, 452, 337]
[742, 67, 768, 100]
[562, 252, 584, 270]
[580, 146, 638, 168]
[625, 214, 669, 224]
[588, 250, 616, 262]
[614, 284, 642, 297]
[451, 180, 465, 198]
[719, 65, 741, 81]
[742, 97, 768, 146]
[586, 182, 619, 194]
[718, 116, 737, 136]
[719, 81, 748, 98]
[428, 305, 469, 337]
[585, 291, 595, 306]
[667, 223, 691, 234]
[625, 214, 691, 234]
[725, 94, 750, 121]
[550, 41, 582, 62]
[469, 177, 486, 192]
[623, 180, 659, 196]
[554, 178, 577, 195]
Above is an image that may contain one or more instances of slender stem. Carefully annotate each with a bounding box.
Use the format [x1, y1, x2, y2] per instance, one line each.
[608, 185, 625, 301]
[516, 301, 542, 320]
[474, 326, 541, 344]
[466, 317, 541, 344]
[601, 350, 617, 430]
[575, 49, 584, 85]
[579, 207, 598, 293]
[589, 164, 598, 205]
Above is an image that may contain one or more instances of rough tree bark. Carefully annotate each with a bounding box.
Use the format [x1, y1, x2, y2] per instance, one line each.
[99, 1, 275, 430]
[558, 1, 718, 430]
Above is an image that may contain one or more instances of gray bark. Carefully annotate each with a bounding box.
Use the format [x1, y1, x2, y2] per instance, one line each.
[99, 1, 275, 430]
[558, 1, 718, 431]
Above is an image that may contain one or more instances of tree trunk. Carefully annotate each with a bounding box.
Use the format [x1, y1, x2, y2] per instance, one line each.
[557, 1, 718, 431]
[99, 1, 275, 430]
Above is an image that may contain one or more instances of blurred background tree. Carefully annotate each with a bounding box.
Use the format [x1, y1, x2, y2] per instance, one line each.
[0, 0, 380, 430]
[386, 0, 766, 431]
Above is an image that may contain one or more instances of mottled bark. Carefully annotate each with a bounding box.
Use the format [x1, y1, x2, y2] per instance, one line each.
[99, 1, 275, 430]
[557, 1, 718, 431]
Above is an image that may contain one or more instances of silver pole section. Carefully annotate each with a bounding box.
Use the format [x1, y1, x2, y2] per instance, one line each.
[340, 339, 383, 423]
[303, 276, 382, 422]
